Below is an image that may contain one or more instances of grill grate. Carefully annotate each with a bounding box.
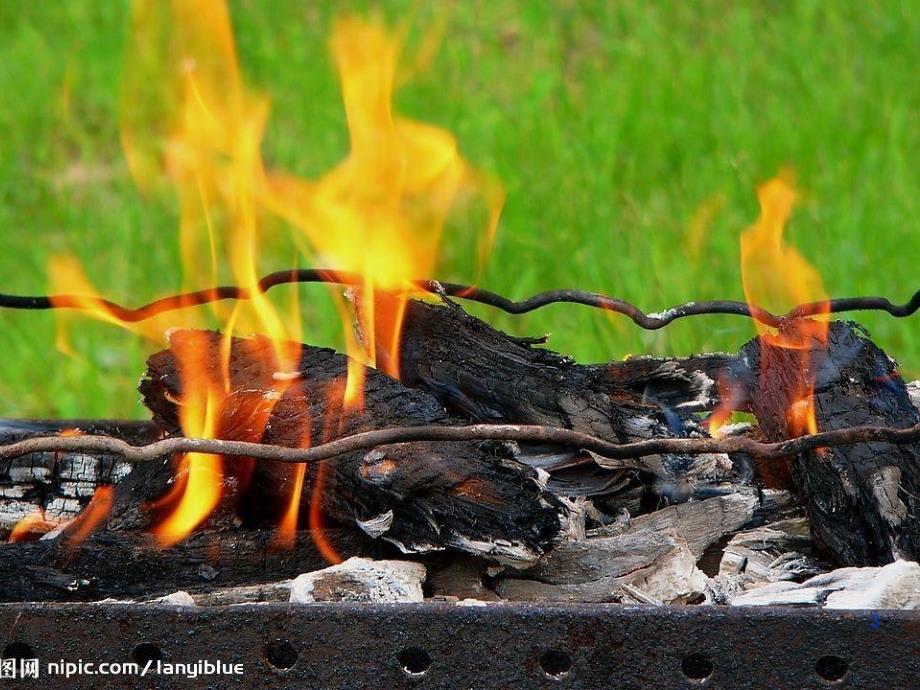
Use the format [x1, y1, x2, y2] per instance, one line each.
[0, 602, 916, 689]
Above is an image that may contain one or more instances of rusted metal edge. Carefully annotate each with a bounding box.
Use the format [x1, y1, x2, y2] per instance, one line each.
[0, 602, 916, 689]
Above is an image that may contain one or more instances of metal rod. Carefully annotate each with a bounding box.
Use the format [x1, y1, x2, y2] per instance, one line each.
[3, 420, 920, 464]
[1, 267, 919, 329]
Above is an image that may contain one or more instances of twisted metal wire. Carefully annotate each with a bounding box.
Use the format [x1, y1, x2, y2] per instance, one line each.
[1, 268, 919, 328]
[3, 420, 920, 464]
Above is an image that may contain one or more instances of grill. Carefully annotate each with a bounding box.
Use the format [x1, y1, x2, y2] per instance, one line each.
[1, 602, 916, 689]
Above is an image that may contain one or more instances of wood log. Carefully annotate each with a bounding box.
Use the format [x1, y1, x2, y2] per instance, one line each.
[0, 527, 371, 602]
[740, 320, 920, 566]
[139, 329, 571, 565]
[492, 529, 706, 603]
[390, 298, 732, 489]
[395, 299, 717, 433]
[0, 419, 159, 536]
[587, 493, 757, 557]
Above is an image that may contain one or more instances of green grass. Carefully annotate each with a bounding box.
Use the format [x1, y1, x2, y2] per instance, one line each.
[1, 0, 919, 418]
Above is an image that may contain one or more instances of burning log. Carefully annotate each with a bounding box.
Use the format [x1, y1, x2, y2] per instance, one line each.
[740, 320, 920, 566]
[139, 329, 572, 564]
[0, 419, 157, 536]
[395, 299, 720, 431]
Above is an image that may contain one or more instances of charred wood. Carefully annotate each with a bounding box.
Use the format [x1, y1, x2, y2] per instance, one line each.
[492, 530, 706, 604]
[587, 493, 756, 558]
[392, 298, 731, 490]
[740, 320, 920, 566]
[140, 330, 571, 564]
[718, 517, 830, 585]
[0, 527, 370, 602]
[0, 419, 158, 535]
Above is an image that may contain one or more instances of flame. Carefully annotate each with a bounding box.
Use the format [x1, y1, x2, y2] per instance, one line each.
[707, 375, 741, 438]
[8, 513, 59, 543]
[740, 173, 829, 437]
[45, 1, 500, 553]
[263, 16, 504, 393]
[149, 332, 224, 545]
[64, 485, 115, 546]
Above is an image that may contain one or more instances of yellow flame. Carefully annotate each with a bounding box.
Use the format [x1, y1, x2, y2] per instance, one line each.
[740, 173, 829, 335]
[707, 375, 740, 438]
[63, 485, 115, 546]
[264, 15, 503, 392]
[8, 513, 58, 543]
[740, 172, 829, 437]
[46, 1, 502, 550]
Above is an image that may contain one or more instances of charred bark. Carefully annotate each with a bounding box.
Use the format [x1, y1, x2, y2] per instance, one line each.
[139, 330, 570, 564]
[389, 298, 738, 496]
[0, 527, 371, 602]
[394, 299, 721, 432]
[0, 419, 159, 536]
[740, 320, 920, 566]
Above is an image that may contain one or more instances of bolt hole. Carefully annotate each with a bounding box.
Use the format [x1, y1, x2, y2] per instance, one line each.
[132, 642, 163, 665]
[2, 642, 34, 660]
[815, 655, 848, 683]
[540, 649, 572, 679]
[398, 647, 431, 677]
[264, 640, 298, 670]
[681, 652, 713, 682]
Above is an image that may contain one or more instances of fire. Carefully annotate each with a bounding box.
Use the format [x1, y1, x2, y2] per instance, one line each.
[63, 485, 115, 546]
[149, 332, 224, 545]
[263, 15, 503, 392]
[45, 1, 501, 552]
[740, 173, 829, 436]
[707, 375, 742, 438]
[8, 513, 58, 543]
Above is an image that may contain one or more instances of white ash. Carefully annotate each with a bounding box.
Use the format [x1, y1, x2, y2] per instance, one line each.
[906, 380, 920, 408]
[731, 560, 920, 609]
[152, 591, 197, 607]
[289, 557, 426, 604]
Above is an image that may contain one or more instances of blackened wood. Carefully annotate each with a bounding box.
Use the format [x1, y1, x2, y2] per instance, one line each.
[395, 300, 720, 431]
[0, 419, 160, 536]
[392, 300, 735, 487]
[0, 527, 370, 602]
[139, 330, 569, 564]
[740, 320, 920, 566]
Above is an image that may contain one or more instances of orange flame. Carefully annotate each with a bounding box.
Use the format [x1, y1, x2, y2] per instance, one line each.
[8, 513, 59, 543]
[264, 15, 503, 397]
[46, 2, 500, 553]
[740, 172, 829, 437]
[64, 485, 115, 546]
[707, 375, 743, 438]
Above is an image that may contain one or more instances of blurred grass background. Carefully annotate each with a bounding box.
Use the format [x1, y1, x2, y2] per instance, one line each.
[0, 0, 918, 418]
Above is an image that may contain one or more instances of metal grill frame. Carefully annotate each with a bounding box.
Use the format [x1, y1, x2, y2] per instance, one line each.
[1, 602, 917, 689]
